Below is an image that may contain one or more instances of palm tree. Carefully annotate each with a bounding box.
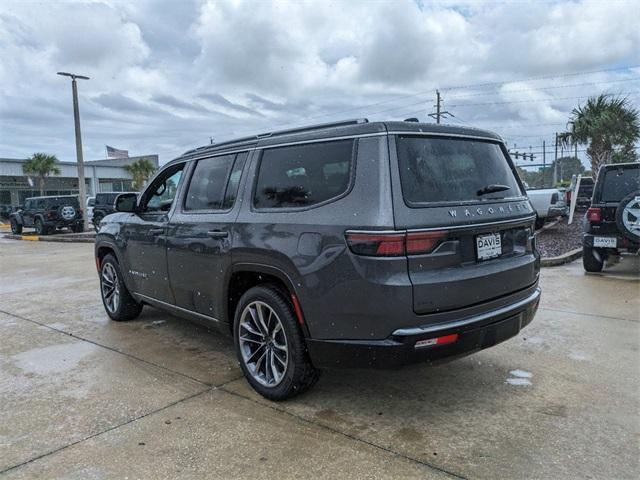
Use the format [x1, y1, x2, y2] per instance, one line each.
[124, 158, 156, 190]
[559, 94, 639, 179]
[22, 153, 61, 195]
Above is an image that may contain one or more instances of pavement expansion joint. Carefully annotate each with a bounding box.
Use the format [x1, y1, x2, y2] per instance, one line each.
[0, 307, 215, 387]
[217, 386, 468, 480]
[0, 387, 214, 476]
[539, 306, 639, 323]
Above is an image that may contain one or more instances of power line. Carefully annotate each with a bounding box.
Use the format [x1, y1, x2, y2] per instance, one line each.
[439, 65, 640, 92]
[211, 65, 640, 139]
[445, 76, 640, 99]
[447, 91, 640, 108]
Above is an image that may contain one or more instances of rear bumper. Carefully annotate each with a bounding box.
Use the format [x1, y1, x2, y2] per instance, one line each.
[583, 233, 639, 250]
[548, 205, 568, 217]
[46, 219, 83, 228]
[307, 286, 541, 369]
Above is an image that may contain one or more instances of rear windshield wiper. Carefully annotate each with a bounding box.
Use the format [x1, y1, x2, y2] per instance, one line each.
[477, 184, 511, 196]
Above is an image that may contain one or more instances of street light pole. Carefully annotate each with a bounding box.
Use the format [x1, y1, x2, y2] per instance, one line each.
[57, 71, 90, 232]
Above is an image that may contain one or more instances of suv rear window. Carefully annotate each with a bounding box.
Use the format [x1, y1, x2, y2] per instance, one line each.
[396, 136, 522, 205]
[254, 139, 355, 209]
[601, 167, 639, 202]
[46, 197, 80, 208]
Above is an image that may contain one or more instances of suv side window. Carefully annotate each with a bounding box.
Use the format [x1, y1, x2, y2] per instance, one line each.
[184, 154, 235, 211]
[141, 164, 185, 213]
[24, 200, 32, 210]
[184, 152, 248, 211]
[253, 140, 355, 209]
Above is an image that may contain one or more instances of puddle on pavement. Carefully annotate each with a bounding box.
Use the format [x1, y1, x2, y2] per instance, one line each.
[11, 341, 97, 375]
[506, 369, 533, 386]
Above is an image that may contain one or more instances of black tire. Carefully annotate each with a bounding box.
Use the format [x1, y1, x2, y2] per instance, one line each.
[233, 285, 320, 401]
[534, 216, 545, 230]
[99, 254, 143, 321]
[35, 218, 47, 235]
[10, 219, 22, 234]
[615, 190, 640, 242]
[93, 214, 103, 232]
[583, 246, 604, 273]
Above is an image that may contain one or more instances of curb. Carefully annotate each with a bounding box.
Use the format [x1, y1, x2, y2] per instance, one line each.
[3, 233, 95, 243]
[541, 247, 582, 267]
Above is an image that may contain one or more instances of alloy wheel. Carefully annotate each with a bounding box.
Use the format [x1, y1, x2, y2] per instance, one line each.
[238, 301, 289, 387]
[101, 263, 121, 314]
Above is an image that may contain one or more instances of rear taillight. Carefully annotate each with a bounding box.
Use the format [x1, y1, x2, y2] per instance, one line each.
[345, 232, 405, 256]
[587, 207, 601, 223]
[406, 231, 448, 255]
[345, 230, 448, 257]
[566, 191, 572, 204]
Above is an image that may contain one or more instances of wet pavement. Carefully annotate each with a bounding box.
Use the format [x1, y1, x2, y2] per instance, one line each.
[1, 238, 638, 479]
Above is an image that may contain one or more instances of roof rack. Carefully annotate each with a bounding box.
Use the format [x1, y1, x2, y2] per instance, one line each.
[183, 118, 368, 156]
[255, 118, 368, 139]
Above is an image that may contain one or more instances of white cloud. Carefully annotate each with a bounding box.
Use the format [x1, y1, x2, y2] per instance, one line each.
[0, 0, 638, 164]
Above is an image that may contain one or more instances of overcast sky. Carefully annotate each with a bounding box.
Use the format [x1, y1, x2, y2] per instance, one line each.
[1, 0, 638, 167]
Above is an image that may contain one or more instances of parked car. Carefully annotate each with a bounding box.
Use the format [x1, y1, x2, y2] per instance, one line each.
[583, 162, 640, 272]
[92, 191, 137, 231]
[10, 195, 84, 235]
[0, 204, 13, 220]
[567, 175, 594, 209]
[526, 188, 568, 229]
[95, 119, 541, 400]
[86, 196, 95, 222]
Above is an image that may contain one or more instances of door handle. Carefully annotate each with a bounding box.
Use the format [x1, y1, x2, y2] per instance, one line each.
[149, 228, 164, 235]
[207, 230, 229, 239]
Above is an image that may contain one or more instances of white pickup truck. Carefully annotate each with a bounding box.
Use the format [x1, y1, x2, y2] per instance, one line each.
[526, 188, 569, 229]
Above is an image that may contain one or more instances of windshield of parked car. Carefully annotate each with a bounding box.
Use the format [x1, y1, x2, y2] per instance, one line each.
[396, 135, 522, 205]
[601, 167, 640, 202]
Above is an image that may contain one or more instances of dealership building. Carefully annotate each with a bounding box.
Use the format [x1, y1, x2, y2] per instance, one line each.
[0, 155, 159, 206]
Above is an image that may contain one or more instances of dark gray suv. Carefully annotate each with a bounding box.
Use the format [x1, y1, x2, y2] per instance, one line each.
[95, 119, 541, 400]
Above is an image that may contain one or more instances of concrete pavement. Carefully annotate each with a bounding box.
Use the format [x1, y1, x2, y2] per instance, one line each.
[1, 238, 638, 479]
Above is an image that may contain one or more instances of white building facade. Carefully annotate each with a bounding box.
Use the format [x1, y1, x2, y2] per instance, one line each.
[0, 155, 159, 206]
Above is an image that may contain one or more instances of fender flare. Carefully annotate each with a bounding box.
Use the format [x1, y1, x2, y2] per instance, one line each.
[10, 214, 24, 226]
[94, 240, 136, 293]
[227, 262, 310, 337]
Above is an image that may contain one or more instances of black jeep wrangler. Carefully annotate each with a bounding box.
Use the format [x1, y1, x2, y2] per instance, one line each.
[10, 195, 84, 235]
[92, 192, 137, 231]
[583, 162, 640, 272]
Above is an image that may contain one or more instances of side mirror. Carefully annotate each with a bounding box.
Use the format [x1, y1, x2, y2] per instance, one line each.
[115, 193, 138, 213]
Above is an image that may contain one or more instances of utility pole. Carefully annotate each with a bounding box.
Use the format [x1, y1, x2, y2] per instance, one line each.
[542, 140, 546, 187]
[428, 90, 451, 124]
[553, 132, 558, 187]
[57, 71, 90, 232]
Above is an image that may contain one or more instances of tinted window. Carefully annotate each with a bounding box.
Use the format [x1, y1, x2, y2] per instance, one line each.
[254, 140, 354, 209]
[601, 167, 640, 202]
[144, 165, 184, 212]
[222, 152, 248, 209]
[47, 197, 79, 208]
[396, 136, 522, 204]
[184, 154, 235, 211]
